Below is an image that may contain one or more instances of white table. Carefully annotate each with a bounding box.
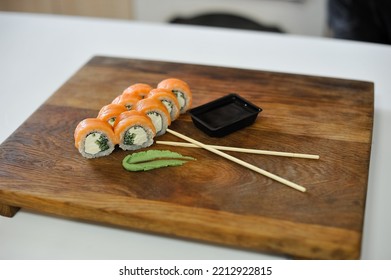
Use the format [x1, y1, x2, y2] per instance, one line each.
[1, 12, 390, 260]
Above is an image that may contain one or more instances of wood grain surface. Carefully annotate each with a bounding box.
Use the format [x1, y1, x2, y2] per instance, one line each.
[0, 56, 374, 259]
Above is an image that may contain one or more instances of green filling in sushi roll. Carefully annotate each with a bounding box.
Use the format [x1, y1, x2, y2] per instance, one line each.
[85, 132, 109, 155]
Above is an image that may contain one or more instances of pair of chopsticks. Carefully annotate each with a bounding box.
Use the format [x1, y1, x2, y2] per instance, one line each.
[162, 129, 320, 193]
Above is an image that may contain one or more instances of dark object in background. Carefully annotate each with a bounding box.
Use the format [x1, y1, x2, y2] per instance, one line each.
[328, 0, 391, 44]
[170, 12, 284, 33]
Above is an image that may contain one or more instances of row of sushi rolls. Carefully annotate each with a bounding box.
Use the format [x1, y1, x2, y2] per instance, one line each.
[74, 78, 192, 158]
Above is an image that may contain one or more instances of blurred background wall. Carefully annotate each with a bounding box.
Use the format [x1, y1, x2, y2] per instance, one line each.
[0, 0, 134, 20]
[133, 0, 326, 37]
[0, 0, 327, 37]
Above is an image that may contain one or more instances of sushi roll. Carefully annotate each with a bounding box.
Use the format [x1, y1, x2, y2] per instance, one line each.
[122, 83, 152, 99]
[135, 97, 171, 136]
[97, 103, 127, 126]
[157, 78, 192, 114]
[147, 88, 180, 122]
[111, 94, 141, 110]
[74, 118, 117, 159]
[114, 110, 156, 151]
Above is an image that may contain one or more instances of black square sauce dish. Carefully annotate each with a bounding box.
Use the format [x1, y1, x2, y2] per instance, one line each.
[189, 93, 262, 137]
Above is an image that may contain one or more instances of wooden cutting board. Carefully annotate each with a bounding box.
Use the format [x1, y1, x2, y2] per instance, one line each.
[0, 56, 374, 259]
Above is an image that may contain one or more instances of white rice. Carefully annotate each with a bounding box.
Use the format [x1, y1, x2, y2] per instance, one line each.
[77, 130, 116, 159]
[146, 110, 170, 136]
[118, 125, 155, 151]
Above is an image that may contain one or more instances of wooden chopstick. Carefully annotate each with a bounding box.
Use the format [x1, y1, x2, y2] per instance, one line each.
[156, 141, 319, 159]
[166, 129, 307, 192]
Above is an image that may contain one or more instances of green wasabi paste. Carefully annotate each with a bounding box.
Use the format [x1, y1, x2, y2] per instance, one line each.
[122, 150, 196, 171]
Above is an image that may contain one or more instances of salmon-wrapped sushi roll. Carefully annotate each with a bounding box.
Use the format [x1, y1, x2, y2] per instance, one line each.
[97, 103, 127, 126]
[147, 88, 180, 122]
[122, 83, 152, 99]
[111, 94, 141, 110]
[135, 98, 171, 136]
[74, 118, 117, 159]
[157, 78, 192, 114]
[114, 110, 156, 151]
